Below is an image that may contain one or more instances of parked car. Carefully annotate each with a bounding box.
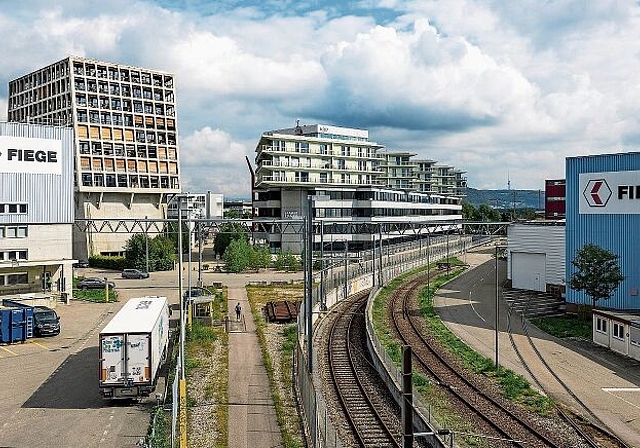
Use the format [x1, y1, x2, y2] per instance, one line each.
[73, 260, 90, 268]
[183, 287, 204, 300]
[77, 277, 116, 290]
[121, 269, 150, 279]
[33, 306, 60, 337]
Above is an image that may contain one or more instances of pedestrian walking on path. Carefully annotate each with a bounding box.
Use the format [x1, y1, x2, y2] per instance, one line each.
[235, 302, 242, 321]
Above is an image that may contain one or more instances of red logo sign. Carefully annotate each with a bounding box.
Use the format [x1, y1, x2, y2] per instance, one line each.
[583, 179, 612, 207]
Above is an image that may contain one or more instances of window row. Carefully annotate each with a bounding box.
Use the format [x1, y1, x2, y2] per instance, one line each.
[0, 204, 28, 214]
[76, 100, 176, 118]
[314, 208, 461, 218]
[77, 125, 176, 145]
[0, 226, 28, 238]
[80, 173, 179, 190]
[73, 83, 174, 103]
[0, 272, 28, 286]
[72, 63, 173, 88]
[266, 141, 376, 158]
[0, 250, 28, 261]
[78, 142, 177, 160]
[79, 157, 178, 175]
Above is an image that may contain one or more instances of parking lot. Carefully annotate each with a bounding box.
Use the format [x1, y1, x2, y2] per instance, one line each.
[0, 265, 302, 447]
[0, 267, 182, 448]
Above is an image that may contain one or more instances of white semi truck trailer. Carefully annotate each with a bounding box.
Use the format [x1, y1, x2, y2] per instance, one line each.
[99, 296, 170, 400]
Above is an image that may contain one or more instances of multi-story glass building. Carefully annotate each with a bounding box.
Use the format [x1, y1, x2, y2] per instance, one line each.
[7, 56, 181, 257]
[253, 123, 464, 253]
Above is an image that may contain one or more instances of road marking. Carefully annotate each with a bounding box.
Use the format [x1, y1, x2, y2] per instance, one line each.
[30, 341, 49, 350]
[602, 387, 640, 411]
[602, 387, 640, 392]
[0, 346, 17, 356]
[468, 290, 486, 323]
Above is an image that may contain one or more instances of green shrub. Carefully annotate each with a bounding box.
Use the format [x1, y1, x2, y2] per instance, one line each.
[88, 255, 129, 271]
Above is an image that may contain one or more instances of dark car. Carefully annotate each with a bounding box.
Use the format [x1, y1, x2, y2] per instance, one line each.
[77, 277, 116, 290]
[73, 260, 90, 268]
[183, 287, 205, 300]
[33, 306, 60, 337]
[121, 269, 150, 279]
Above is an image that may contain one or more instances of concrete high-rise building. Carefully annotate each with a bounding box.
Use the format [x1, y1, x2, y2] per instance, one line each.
[7, 56, 181, 257]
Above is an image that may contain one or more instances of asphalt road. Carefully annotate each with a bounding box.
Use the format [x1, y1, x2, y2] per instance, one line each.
[0, 265, 302, 448]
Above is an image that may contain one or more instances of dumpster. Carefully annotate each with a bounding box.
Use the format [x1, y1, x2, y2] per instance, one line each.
[0, 305, 34, 343]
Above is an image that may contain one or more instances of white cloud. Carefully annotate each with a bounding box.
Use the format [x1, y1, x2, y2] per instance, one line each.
[3, 0, 640, 195]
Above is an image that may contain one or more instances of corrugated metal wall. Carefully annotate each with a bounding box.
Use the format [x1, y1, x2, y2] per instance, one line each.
[566, 152, 640, 309]
[507, 224, 565, 287]
[0, 122, 74, 224]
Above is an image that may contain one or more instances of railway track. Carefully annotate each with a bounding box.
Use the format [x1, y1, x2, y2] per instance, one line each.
[388, 270, 596, 447]
[326, 290, 403, 448]
[506, 306, 630, 448]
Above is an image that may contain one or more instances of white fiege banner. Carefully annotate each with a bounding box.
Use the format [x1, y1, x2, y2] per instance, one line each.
[0, 136, 62, 175]
[579, 170, 640, 214]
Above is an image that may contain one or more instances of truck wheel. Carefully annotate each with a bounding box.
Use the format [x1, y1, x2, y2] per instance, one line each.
[82, 286, 88, 291]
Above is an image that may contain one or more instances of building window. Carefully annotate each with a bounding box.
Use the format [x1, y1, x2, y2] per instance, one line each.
[295, 142, 309, 153]
[6, 273, 28, 285]
[613, 322, 625, 340]
[3, 250, 28, 261]
[596, 317, 607, 333]
[0, 203, 27, 215]
[2, 226, 28, 238]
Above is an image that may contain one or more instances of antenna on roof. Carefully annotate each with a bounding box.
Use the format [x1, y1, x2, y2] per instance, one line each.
[294, 119, 303, 135]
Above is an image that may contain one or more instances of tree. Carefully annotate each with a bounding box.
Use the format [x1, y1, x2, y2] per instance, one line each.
[223, 238, 253, 273]
[569, 243, 625, 308]
[274, 250, 300, 272]
[214, 222, 248, 257]
[124, 234, 147, 269]
[124, 234, 176, 272]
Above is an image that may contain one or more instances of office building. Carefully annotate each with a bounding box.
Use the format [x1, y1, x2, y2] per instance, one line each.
[7, 56, 181, 257]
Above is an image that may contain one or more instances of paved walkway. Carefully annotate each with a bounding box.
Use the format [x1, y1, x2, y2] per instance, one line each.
[434, 247, 640, 447]
[224, 271, 302, 448]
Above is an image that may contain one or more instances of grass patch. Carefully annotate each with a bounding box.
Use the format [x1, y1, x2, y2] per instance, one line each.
[185, 285, 229, 447]
[146, 401, 171, 448]
[530, 315, 592, 341]
[247, 284, 304, 448]
[72, 277, 118, 303]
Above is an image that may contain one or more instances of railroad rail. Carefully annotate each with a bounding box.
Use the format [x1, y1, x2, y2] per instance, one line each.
[326, 290, 403, 447]
[388, 270, 569, 448]
[506, 306, 630, 448]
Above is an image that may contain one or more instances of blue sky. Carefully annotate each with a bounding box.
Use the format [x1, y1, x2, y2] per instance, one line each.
[2, 0, 640, 197]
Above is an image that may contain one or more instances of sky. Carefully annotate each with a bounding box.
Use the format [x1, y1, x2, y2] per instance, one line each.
[2, 0, 640, 198]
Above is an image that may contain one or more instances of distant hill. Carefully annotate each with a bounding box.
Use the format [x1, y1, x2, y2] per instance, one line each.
[464, 187, 544, 210]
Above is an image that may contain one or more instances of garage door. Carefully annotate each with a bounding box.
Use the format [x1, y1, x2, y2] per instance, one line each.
[511, 253, 546, 291]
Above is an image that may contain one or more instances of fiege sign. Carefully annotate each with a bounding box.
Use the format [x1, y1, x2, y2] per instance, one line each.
[0, 136, 62, 175]
[579, 170, 640, 214]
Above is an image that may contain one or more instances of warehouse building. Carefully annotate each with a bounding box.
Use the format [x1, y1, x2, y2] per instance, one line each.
[507, 222, 565, 296]
[7, 56, 181, 258]
[566, 152, 640, 310]
[0, 122, 75, 303]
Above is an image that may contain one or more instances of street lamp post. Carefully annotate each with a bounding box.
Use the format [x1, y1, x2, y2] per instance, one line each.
[495, 243, 499, 369]
[145, 215, 149, 273]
